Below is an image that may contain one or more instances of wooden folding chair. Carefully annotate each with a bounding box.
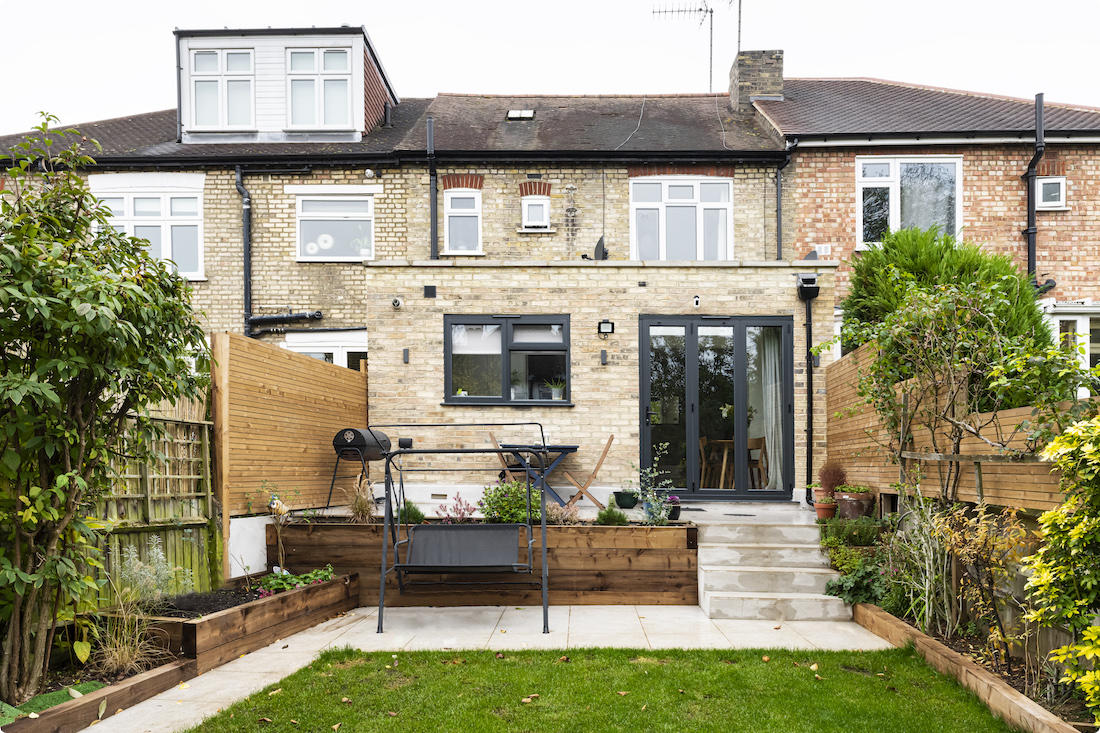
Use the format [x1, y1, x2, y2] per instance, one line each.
[489, 432, 522, 482]
[562, 434, 613, 509]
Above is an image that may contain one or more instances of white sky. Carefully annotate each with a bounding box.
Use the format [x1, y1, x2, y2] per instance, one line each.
[2, 0, 1099, 135]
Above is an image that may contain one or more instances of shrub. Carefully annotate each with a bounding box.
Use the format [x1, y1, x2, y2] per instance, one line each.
[836, 484, 871, 494]
[818, 461, 847, 493]
[595, 506, 629, 526]
[820, 517, 882, 547]
[820, 537, 869, 574]
[437, 493, 477, 524]
[117, 535, 193, 610]
[825, 558, 887, 605]
[347, 477, 376, 524]
[259, 564, 335, 595]
[479, 480, 540, 523]
[546, 502, 584, 525]
[398, 502, 427, 525]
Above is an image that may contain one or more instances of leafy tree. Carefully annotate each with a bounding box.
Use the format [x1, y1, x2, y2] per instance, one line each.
[841, 227, 1050, 353]
[0, 116, 208, 704]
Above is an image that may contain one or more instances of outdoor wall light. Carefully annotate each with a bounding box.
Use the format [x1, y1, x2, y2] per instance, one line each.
[597, 319, 615, 337]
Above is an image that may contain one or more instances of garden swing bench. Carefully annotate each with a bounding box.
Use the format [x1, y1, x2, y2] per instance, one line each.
[330, 423, 550, 635]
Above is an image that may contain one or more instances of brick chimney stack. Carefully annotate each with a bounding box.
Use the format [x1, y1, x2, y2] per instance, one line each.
[729, 50, 784, 113]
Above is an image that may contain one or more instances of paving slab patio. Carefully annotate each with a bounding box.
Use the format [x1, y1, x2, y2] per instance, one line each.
[82, 604, 891, 732]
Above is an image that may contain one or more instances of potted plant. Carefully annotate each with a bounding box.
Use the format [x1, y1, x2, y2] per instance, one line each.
[665, 494, 681, 521]
[835, 484, 874, 519]
[807, 481, 828, 503]
[545, 378, 566, 400]
[814, 494, 837, 520]
[612, 488, 639, 509]
[818, 460, 846, 497]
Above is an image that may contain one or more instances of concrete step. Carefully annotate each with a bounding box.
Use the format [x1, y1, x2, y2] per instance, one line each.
[698, 522, 821, 545]
[698, 543, 830, 568]
[699, 565, 838, 595]
[703, 591, 852, 621]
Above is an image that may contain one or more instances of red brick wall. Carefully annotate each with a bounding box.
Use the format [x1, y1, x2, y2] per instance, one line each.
[785, 144, 1100, 302]
[363, 47, 391, 132]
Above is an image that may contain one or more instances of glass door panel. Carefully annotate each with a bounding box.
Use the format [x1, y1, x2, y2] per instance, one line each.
[744, 326, 785, 492]
[697, 326, 736, 491]
[645, 326, 687, 488]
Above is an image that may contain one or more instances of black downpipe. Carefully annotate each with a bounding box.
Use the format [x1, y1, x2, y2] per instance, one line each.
[776, 138, 797, 260]
[797, 274, 820, 506]
[427, 117, 438, 259]
[235, 166, 253, 336]
[1023, 93, 1057, 294]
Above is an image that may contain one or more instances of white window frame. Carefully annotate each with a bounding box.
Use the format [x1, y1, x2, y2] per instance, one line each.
[855, 155, 963, 249]
[285, 47, 353, 130]
[521, 194, 550, 229]
[628, 176, 734, 261]
[283, 330, 368, 370]
[443, 189, 483, 255]
[295, 195, 374, 262]
[190, 49, 254, 130]
[1036, 175, 1068, 210]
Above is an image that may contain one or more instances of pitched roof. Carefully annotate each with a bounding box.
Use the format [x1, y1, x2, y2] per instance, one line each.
[756, 78, 1100, 138]
[394, 93, 783, 155]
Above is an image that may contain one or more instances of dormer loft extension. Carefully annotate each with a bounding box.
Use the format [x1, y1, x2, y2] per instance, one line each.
[175, 27, 398, 144]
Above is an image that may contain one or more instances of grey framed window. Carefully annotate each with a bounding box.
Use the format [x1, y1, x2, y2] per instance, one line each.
[444, 315, 570, 405]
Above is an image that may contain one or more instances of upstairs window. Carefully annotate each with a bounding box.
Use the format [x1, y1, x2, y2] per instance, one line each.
[443, 189, 482, 254]
[629, 177, 733, 261]
[521, 195, 550, 229]
[295, 195, 374, 262]
[191, 49, 254, 129]
[287, 48, 352, 129]
[856, 156, 962, 247]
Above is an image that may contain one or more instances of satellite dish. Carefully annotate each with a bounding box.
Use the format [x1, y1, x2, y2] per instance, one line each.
[594, 236, 608, 260]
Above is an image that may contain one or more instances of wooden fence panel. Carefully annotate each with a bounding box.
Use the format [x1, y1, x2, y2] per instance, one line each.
[211, 332, 369, 518]
[825, 345, 1065, 511]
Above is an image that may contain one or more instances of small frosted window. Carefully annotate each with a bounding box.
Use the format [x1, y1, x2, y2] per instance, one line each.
[289, 51, 315, 72]
[301, 199, 371, 214]
[700, 183, 730, 202]
[323, 50, 349, 72]
[225, 52, 251, 72]
[632, 182, 662, 202]
[1042, 181, 1062, 203]
[862, 162, 891, 178]
[99, 197, 124, 215]
[323, 79, 349, 125]
[300, 219, 373, 259]
[226, 80, 251, 126]
[193, 51, 218, 73]
[193, 80, 219, 126]
[170, 197, 198, 217]
[668, 185, 694, 200]
[290, 79, 316, 125]
[133, 198, 162, 217]
[449, 196, 476, 210]
[514, 324, 563, 344]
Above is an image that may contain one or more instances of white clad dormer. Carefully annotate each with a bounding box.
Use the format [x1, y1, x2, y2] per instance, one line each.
[176, 27, 397, 144]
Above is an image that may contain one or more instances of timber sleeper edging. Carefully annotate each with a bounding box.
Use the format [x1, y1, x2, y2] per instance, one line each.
[853, 603, 1078, 733]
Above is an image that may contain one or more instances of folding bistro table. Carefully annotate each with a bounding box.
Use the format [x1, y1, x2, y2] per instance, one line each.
[499, 443, 579, 506]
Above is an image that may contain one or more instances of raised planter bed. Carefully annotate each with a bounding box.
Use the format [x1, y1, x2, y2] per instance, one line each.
[270, 523, 698, 606]
[853, 603, 1077, 733]
[4, 574, 358, 732]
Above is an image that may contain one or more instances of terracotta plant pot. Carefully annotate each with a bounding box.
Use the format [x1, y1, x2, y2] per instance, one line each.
[836, 491, 874, 519]
[814, 501, 837, 520]
[813, 488, 834, 503]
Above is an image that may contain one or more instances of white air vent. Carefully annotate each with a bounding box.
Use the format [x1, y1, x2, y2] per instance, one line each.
[506, 109, 535, 120]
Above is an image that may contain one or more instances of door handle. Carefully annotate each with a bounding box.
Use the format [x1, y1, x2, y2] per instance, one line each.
[645, 407, 658, 425]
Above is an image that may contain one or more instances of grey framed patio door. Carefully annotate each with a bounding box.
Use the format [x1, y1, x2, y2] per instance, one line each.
[639, 316, 794, 500]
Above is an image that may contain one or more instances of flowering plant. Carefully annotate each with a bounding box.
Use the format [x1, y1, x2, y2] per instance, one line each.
[665, 495, 681, 505]
[438, 492, 477, 523]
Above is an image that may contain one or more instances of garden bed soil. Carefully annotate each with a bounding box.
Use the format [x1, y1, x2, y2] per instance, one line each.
[930, 631, 1091, 726]
[155, 586, 263, 618]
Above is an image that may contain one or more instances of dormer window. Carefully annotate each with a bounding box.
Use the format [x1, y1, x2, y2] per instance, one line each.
[190, 50, 254, 129]
[287, 48, 352, 129]
[506, 109, 535, 121]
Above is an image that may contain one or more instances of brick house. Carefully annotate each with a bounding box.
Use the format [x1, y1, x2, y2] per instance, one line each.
[5, 27, 1099, 508]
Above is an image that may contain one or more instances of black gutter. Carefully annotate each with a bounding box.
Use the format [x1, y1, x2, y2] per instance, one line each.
[88, 154, 400, 169]
[174, 27, 368, 38]
[776, 138, 797, 260]
[234, 166, 253, 336]
[789, 128, 1100, 143]
[427, 117, 438, 259]
[1022, 93, 1057, 294]
[796, 274, 820, 506]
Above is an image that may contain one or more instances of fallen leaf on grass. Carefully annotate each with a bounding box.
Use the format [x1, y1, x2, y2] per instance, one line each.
[388, 711, 399, 717]
[522, 698, 532, 704]
[876, 673, 886, 677]
[761, 656, 770, 663]
[814, 674, 824, 681]
[341, 697, 351, 704]
[27, 712, 39, 719]
[495, 652, 505, 659]
[616, 691, 629, 696]
[290, 721, 299, 726]
[641, 705, 647, 711]
[333, 724, 341, 731]
[809, 663, 818, 671]
[529, 694, 539, 699]
[678, 689, 685, 694]
[558, 656, 570, 663]
[793, 662, 800, 667]
[68, 687, 83, 698]
[268, 688, 283, 697]
[259, 718, 273, 723]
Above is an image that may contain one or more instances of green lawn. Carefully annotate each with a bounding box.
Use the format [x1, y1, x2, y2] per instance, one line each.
[190, 645, 1015, 732]
[0, 681, 105, 726]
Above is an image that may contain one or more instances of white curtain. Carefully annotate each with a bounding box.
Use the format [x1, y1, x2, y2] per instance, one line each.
[761, 328, 784, 490]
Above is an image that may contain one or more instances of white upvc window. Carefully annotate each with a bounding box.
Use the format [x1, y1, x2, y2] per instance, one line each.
[286, 48, 352, 129]
[190, 49, 254, 129]
[628, 176, 733, 261]
[521, 195, 550, 229]
[283, 330, 368, 371]
[855, 155, 963, 248]
[295, 196, 374, 262]
[96, 192, 204, 280]
[1036, 176, 1067, 210]
[443, 189, 483, 254]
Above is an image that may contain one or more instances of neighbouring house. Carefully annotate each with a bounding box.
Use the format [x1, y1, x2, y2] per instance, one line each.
[4, 26, 1099, 515]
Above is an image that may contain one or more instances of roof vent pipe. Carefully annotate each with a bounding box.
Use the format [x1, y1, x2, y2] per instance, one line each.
[1022, 93, 1056, 294]
[427, 116, 438, 260]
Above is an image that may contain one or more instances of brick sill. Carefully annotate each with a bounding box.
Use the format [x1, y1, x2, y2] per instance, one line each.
[440, 401, 574, 408]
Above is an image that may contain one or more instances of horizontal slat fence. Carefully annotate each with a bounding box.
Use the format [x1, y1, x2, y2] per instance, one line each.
[825, 344, 1065, 511]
